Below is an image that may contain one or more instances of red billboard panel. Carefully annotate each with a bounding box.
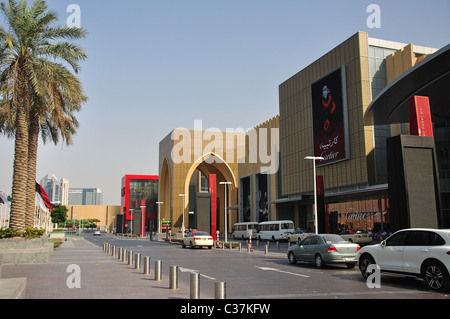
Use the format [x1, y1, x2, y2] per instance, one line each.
[409, 95, 434, 137]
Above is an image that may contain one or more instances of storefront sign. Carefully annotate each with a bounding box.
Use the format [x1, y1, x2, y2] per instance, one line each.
[311, 66, 350, 165]
[343, 211, 372, 221]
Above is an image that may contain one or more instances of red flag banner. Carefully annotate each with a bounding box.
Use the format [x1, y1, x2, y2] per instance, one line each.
[35, 182, 53, 212]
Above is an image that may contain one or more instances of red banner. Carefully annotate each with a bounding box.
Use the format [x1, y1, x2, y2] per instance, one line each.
[209, 174, 217, 241]
[409, 95, 433, 137]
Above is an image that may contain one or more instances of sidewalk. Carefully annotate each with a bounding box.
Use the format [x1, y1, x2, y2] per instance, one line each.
[1, 238, 191, 299]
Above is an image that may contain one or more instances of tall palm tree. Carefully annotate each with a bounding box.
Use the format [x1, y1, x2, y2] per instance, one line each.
[25, 63, 87, 227]
[0, 0, 87, 231]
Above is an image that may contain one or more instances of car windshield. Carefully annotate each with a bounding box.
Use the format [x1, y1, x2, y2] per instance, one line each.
[194, 232, 210, 236]
[322, 235, 347, 243]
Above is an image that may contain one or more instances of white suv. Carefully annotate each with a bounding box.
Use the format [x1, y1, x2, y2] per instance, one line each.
[358, 228, 450, 291]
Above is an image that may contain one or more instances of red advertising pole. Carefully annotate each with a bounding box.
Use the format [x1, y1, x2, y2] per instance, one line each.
[140, 200, 146, 238]
[209, 174, 217, 241]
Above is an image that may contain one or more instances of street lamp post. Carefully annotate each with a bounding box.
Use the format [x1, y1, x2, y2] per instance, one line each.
[179, 194, 188, 237]
[304, 156, 324, 235]
[219, 181, 232, 243]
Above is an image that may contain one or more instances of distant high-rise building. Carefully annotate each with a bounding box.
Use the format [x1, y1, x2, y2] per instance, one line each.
[40, 173, 69, 204]
[68, 188, 103, 205]
[60, 178, 70, 205]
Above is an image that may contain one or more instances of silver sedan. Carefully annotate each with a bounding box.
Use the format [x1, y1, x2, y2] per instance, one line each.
[288, 234, 360, 269]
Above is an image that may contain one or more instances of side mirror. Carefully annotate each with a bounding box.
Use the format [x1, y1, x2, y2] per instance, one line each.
[381, 240, 386, 248]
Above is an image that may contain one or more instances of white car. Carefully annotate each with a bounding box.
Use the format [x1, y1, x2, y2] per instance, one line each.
[287, 230, 312, 243]
[182, 231, 214, 249]
[358, 228, 450, 291]
[339, 230, 372, 244]
[93, 229, 101, 236]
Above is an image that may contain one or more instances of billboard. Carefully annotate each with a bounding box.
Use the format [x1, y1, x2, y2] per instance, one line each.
[311, 66, 350, 165]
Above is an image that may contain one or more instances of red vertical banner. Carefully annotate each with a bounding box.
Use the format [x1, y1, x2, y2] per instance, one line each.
[209, 174, 217, 241]
[409, 95, 433, 137]
[316, 175, 326, 233]
[140, 199, 146, 238]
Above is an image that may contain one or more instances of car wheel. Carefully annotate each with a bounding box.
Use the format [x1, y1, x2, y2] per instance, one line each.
[182, 243, 186, 248]
[190, 241, 195, 249]
[208, 246, 212, 249]
[423, 261, 449, 291]
[288, 252, 297, 265]
[359, 254, 375, 278]
[315, 254, 325, 268]
[346, 262, 356, 269]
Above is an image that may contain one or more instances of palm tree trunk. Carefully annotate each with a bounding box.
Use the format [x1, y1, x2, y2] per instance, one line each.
[10, 66, 29, 232]
[26, 114, 39, 228]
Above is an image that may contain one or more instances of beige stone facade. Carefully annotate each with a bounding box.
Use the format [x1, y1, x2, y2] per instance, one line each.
[66, 205, 121, 232]
[279, 32, 372, 195]
[157, 31, 437, 233]
[159, 128, 242, 232]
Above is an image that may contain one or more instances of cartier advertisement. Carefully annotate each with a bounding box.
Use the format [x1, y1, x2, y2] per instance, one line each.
[311, 66, 350, 165]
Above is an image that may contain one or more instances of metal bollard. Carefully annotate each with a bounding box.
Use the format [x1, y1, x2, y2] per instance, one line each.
[103, 242, 106, 252]
[190, 273, 200, 299]
[276, 241, 279, 250]
[215, 282, 226, 299]
[135, 253, 141, 270]
[118, 247, 122, 260]
[239, 243, 242, 251]
[143, 256, 150, 275]
[128, 251, 133, 266]
[112, 245, 116, 256]
[265, 244, 269, 255]
[122, 249, 127, 262]
[169, 266, 178, 289]
[229, 242, 232, 250]
[155, 260, 162, 281]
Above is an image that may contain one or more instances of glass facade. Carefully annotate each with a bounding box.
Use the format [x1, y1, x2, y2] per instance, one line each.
[121, 175, 159, 234]
[128, 178, 158, 232]
[368, 45, 397, 185]
[435, 121, 450, 226]
[326, 195, 389, 233]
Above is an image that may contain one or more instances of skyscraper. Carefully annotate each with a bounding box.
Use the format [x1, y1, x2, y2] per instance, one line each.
[39, 173, 70, 204]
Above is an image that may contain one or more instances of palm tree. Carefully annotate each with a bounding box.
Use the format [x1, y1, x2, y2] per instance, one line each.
[25, 64, 87, 227]
[0, 0, 87, 231]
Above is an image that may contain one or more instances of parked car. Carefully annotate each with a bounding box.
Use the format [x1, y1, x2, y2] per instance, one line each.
[288, 234, 360, 269]
[182, 231, 214, 249]
[339, 230, 372, 244]
[287, 229, 311, 243]
[93, 229, 101, 236]
[358, 228, 450, 291]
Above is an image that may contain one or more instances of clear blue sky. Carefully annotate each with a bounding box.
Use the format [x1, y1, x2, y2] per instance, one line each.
[1, 0, 449, 205]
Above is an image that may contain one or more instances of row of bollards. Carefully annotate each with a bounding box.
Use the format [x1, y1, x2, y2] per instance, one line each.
[102, 242, 226, 299]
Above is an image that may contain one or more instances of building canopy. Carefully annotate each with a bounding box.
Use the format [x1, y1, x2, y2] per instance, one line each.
[364, 43, 450, 125]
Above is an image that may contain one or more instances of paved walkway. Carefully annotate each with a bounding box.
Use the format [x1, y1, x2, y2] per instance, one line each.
[1, 239, 191, 299]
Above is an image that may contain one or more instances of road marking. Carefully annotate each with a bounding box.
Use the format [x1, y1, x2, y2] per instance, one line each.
[233, 289, 434, 299]
[178, 266, 216, 280]
[255, 266, 309, 278]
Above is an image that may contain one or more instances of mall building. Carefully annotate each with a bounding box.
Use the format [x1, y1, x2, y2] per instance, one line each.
[158, 31, 447, 236]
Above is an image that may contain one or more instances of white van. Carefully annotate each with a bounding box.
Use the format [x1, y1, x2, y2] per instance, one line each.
[232, 222, 259, 239]
[258, 220, 295, 241]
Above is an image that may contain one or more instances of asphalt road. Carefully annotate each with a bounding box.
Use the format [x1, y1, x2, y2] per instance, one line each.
[87, 234, 450, 299]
